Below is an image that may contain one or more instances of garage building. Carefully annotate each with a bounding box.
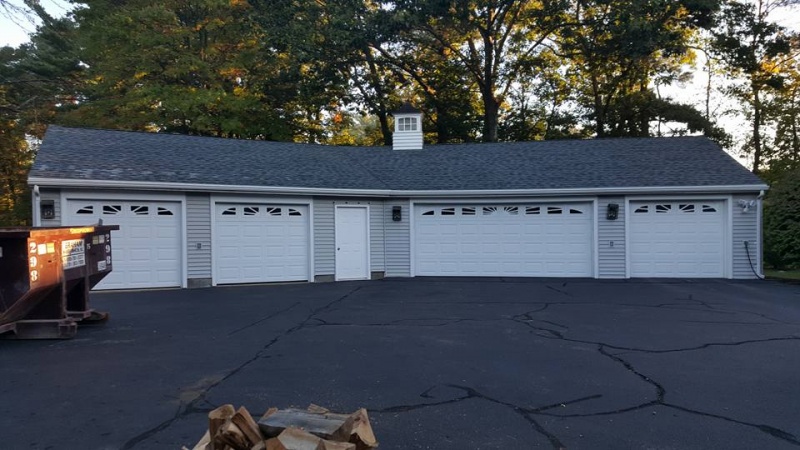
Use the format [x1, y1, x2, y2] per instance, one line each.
[28, 108, 767, 289]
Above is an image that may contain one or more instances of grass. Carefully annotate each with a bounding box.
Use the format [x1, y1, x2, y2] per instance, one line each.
[765, 269, 800, 281]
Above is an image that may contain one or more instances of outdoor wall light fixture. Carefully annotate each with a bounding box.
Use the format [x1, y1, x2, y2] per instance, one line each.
[40, 200, 55, 220]
[738, 199, 756, 213]
[392, 206, 402, 222]
[606, 203, 619, 220]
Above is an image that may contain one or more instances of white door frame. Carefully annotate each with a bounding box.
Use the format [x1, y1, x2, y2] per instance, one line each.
[410, 198, 597, 278]
[61, 190, 187, 288]
[334, 204, 371, 281]
[210, 195, 314, 286]
[624, 195, 732, 279]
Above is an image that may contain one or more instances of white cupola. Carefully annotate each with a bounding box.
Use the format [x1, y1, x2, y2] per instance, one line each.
[391, 102, 423, 150]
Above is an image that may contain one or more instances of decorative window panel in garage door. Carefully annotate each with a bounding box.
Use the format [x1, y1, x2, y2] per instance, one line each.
[214, 204, 309, 284]
[414, 203, 594, 277]
[65, 200, 182, 290]
[629, 201, 725, 278]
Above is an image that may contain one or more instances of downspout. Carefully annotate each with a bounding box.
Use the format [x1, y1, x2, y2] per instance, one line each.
[32, 185, 41, 227]
[757, 190, 765, 278]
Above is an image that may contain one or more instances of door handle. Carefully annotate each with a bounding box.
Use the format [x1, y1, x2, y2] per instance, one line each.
[337, 247, 341, 251]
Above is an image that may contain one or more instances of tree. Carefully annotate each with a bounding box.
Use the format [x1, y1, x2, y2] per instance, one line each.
[62, 0, 313, 139]
[0, 13, 81, 225]
[769, 59, 800, 170]
[763, 167, 800, 269]
[558, 0, 719, 137]
[373, 0, 568, 142]
[710, 0, 797, 174]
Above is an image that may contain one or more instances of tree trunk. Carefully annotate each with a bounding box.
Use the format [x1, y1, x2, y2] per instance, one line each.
[483, 94, 499, 142]
[792, 87, 799, 162]
[752, 85, 763, 174]
[363, 48, 392, 146]
[591, 73, 605, 137]
[481, 28, 498, 143]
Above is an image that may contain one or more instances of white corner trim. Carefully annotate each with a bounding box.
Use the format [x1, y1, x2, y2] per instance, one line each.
[593, 198, 599, 279]
[727, 196, 734, 279]
[624, 197, 631, 279]
[28, 177, 769, 198]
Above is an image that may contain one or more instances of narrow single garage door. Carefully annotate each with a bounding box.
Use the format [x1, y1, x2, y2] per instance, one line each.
[629, 201, 725, 277]
[65, 200, 182, 290]
[414, 203, 594, 277]
[214, 203, 309, 284]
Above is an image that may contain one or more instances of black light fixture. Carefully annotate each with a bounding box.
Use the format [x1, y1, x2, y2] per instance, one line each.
[392, 206, 402, 222]
[40, 200, 55, 220]
[606, 203, 619, 220]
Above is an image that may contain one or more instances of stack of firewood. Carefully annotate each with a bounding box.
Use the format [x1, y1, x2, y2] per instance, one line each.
[183, 404, 378, 450]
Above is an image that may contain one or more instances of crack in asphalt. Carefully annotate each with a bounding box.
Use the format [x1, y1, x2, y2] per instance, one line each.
[373, 384, 569, 449]
[228, 301, 301, 336]
[122, 284, 800, 449]
[120, 286, 364, 450]
[506, 307, 800, 447]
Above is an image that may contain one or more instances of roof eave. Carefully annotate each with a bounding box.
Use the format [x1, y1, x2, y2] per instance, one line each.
[27, 176, 770, 198]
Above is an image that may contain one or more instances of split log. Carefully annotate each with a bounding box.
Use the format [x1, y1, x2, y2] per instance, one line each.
[348, 409, 377, 450]
[257, 406, 376, 449]
[259, 409, 346, 439]
[274, 428, 356, 450]
[232, 406, 264, 445]
[216, 421, 250, 450]
[209, 405, 237, 450]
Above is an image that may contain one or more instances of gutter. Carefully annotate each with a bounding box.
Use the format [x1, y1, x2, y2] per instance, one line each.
[27, 177, 770, 198]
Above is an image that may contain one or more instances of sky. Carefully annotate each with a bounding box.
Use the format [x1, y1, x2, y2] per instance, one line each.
[0, 0, 72, 46]
[1, 0, 798, 166]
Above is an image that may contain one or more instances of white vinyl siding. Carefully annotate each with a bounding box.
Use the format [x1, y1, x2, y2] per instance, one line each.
[597, 197, 626, 278]
[186, 193, 211, 279]
[732, 194, 760, 279]
[313, 198, 385, 277]
[385, 199, 411, 277]
[369, 202, 386, 273]
[313, 200, 335, 276]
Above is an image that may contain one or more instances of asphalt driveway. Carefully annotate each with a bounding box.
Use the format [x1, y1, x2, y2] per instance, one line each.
[2, 278, 800, 449]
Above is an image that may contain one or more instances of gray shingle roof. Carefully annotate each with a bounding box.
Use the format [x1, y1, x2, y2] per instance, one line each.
[29, 126, 765, 191]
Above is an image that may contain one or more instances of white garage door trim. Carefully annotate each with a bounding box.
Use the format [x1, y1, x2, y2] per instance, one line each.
[624, 196, 732, 279]
[410, 199, 596, 278]
[60, 191, 187, 289]
[210, 196, 313, 286]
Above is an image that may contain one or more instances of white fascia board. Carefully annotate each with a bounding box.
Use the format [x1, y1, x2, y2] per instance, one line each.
[28, 176, 770, 198]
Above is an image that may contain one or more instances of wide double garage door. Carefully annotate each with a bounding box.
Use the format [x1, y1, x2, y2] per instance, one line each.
[414, 203, 594, 277]
[65, 199, 182, 290]
[213, 203, 310, 284]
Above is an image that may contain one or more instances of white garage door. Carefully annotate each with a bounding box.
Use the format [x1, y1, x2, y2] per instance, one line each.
[629, 201, 725, 278]
[213, 203, 310, 284]
[65, 200, 182, 290]
[414, 203, 594, 277]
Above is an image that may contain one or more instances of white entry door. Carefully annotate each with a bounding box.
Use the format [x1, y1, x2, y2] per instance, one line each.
[335, 206, 370, 280]
[414, 203, 594, 277]
[65, 199, 182, 290]
[214, 203, 310, 284]
[629, 200, 726, 278]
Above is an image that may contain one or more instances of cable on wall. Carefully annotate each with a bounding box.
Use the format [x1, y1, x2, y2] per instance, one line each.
[744, 241, 765, 280]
